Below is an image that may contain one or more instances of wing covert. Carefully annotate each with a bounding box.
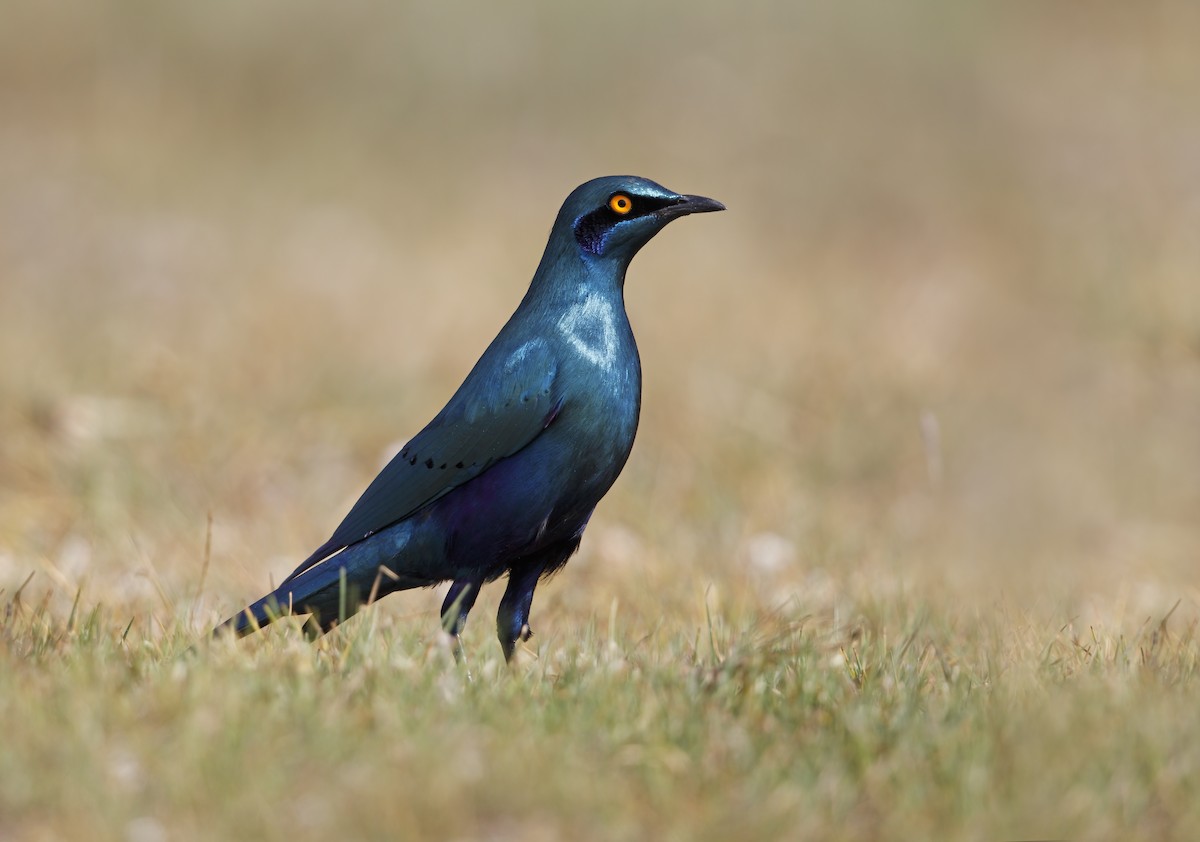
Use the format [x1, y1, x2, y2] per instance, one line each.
[282, 339, 561, 583]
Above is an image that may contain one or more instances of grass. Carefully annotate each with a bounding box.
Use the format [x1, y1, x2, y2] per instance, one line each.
[2, 2, 1200, 839]
[3, 584, 1198, 840]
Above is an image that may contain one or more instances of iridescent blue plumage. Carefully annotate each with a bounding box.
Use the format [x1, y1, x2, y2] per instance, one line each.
[215, 176, 724, 660]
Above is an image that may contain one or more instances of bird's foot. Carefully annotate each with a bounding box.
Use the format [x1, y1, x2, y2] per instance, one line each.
[449, 635, 474, 680]
[444, 631, 468, 664]
[501, 625, 535, 665]
[500, 626, 535, 664]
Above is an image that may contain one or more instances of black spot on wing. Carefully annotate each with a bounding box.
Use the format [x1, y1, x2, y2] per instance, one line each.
[280, 340, 561, 586]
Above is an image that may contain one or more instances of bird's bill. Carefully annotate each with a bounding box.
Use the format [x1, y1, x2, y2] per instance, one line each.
[657, 193, 726, 220]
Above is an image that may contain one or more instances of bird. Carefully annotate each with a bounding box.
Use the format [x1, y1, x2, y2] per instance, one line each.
[214, 175, 724, 660]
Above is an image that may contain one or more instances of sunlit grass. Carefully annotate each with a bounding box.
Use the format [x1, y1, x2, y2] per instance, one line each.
[3, 582, 1197, 841]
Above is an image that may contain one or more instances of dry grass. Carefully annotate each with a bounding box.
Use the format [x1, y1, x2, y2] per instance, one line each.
[1, 2, 1199, 839]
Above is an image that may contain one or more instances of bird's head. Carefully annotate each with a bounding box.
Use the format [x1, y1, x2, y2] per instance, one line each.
[556, 175, 725, 266]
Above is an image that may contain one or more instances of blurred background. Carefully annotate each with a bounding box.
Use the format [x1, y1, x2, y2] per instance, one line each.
[1, 1, 1197, 634]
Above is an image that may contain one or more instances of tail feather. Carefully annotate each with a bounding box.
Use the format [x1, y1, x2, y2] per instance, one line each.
[213, 552, 431, 638]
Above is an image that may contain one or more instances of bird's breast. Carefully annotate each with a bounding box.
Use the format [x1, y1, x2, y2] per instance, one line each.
[556, 292, 623, 372]
[552, 313, 641, 488]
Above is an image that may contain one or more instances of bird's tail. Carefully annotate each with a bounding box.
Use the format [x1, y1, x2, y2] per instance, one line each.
[213, 553, 427, 638]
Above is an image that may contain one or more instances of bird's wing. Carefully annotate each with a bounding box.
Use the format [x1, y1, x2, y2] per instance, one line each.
[281, 339, 562, 584]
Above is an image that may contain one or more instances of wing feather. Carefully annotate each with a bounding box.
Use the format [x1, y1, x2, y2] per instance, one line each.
[281, 340, 560, 584]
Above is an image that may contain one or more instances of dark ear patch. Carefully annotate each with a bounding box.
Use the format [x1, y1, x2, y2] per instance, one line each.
[573, 194, 679, 255]
[574, 207, 614, 255]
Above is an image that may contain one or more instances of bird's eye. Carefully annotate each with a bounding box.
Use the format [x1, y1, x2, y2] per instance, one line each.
[609, 194, 633, 215]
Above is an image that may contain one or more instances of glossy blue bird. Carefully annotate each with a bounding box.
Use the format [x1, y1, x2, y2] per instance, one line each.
[215, 175, 724, 660]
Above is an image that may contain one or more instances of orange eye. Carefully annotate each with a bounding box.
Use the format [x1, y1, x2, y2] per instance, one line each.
[609, 194, 633, 215]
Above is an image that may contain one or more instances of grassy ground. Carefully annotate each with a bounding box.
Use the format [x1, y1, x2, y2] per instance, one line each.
[2, 3, 1199, 840]
[2, 592, 1197, 840]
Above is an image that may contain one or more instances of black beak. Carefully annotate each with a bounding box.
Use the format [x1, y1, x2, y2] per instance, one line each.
[658, 193, 726, 220]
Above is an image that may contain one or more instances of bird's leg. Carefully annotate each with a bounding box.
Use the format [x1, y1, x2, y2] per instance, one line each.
[497, 563, 544, 663]
[440, 579, 481, 636]
[440, 578, 482, 665]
